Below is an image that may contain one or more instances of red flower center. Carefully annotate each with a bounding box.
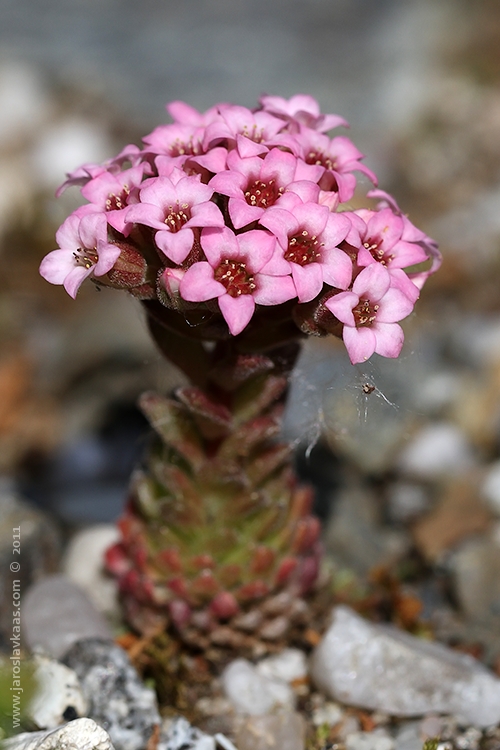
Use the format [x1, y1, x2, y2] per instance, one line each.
[244, 178, 283, 208]
[306, 149, 337, 171]
[214, 259, 256, 297]
[73, 248, 98, 269]
[241, 125, 264, 144]
[353, 298, 379, 327]
[363, 237, 393, 266]
[169, 137, 203, 158]
[164, 203, 191, 232]
[284, 230, 321, 266]
[106, 186, 130, 211]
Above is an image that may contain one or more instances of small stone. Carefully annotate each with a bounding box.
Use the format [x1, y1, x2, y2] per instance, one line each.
[397, 423, 475, 479]
[258, 616, 289, 641]
[0, 490, 60, 649]
[324, 485, 409, 575]
[394, 723, 423, 750]
[62, 525, 120, 619]
[221, 658, 295, 715]
[1, 718, 114, 750]
[310, 605, 500, 727]
[419, 715, 444, 739]
[450, 530, 500, 622]
[160, 716, 215, 750]
[256, 649, 308, 684]
[345, 730, 394, 750]
[27, 652, 87, 729]
[311, 701, 343, 727]
[481, 461, 500, 515]
[234, 712, 305, 750]
[22, 575, 112, 659]
[412, 476, 492, 562]
[386, 482, 431, 523]
[63, 638, 160, 750]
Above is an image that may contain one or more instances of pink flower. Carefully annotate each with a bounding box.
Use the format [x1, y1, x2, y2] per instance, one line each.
[295, 129, 377, 203]
[55, 163, 108, 198]
[166, 100, 222, 127]
[80, 165, 146, 234]
[260, 195, 352, 302]
[209, 149, 322, 229]
[325, 263, 415, 364]
[367, 189, 442, 289]
[179, 227, 296, 335]
[259, 94, 349, 133]
[125, 174, 224, 264]
[39, 212, 121, 298]
[203, 104, 297, 158]
[353, 207, 430, 270]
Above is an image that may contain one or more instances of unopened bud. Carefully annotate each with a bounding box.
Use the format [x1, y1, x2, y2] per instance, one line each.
[102, 242, 147, 289]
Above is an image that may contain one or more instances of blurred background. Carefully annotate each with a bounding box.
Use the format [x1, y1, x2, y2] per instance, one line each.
[2, 0, 500, 658]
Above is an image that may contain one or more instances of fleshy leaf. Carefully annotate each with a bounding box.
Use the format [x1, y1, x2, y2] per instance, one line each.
[139, 391, 205, 470]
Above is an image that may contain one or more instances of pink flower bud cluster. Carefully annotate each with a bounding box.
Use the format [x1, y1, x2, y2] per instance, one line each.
[40, 95, 440, 364]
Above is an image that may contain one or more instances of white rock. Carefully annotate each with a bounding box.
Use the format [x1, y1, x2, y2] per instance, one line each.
[310, 605, 500, 727]
[28, 653, 87, 729]
[397, 422, 475, 479]
[256, 649, 308, 684]
[221, 658, 295, 715]
[386, 482, 430, 523]
[160, 717, 215, 750]
[393, 723, 422, 750]
[311, 702, 343, 727]
[31, 118, 112, 188]
[0, 62, 51, 142]
[1, 718, 114, 750]
[345, 730, 394, 750]
[23, 575, 113, 659]
[62, 525, 120, 618]
[481, 461, 500, 515]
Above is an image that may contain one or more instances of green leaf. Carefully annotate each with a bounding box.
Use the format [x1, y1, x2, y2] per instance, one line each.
[139, 392, 205, 470]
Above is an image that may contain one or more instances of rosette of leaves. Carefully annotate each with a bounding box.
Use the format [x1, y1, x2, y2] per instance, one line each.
[106, 349, 321, 662]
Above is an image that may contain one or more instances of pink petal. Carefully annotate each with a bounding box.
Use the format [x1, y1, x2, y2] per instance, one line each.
[325, 291, 358, 326]
[387, 240, 429, 268]
[321, 247, 353, 290]
[156, 227, 194, 264]
[237, 230, 276, 273]
[228, 198, 264, 229]
[208, 170, 247, 198]
[39, 249, 77, 285]
[63, 266, 93, 299]
[343, 325, 376, 364]
[260, 149, 297, 185]
[291, 263, 323, 303]
[236, 134, 268, 158]
[285, 181, 320, 204]
[175, 177, 214, 205]
[188, 201, 225, 228]
[376, 288, 414, 323]
[180, 262, 225, 301]
[125, 202, 166, 229]
[352, 264, 390, 302]
[321, 212, 351, 247]
[219, 293, 255, 335]
[201, 226, 239, 267]
[373, 322, 405, 358]
[253, 274, 296, 305]
[55, 213, 82, 248]
[259, 207, 298, 249]
[78, 212, 108, 249]
[94, 243, 122, 276]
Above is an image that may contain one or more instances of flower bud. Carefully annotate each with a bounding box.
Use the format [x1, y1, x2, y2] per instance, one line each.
[101, 241, 147, 289]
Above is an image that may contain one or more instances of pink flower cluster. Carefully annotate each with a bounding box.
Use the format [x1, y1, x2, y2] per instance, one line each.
[40, 95, 440, 364]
